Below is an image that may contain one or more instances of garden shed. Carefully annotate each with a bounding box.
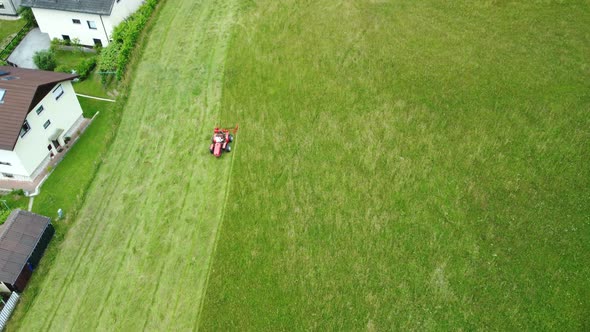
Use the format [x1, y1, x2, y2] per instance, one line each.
[0, 210, 54, 293]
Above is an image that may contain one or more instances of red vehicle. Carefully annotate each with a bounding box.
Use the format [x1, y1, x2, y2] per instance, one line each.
[209, 127, 234, 157]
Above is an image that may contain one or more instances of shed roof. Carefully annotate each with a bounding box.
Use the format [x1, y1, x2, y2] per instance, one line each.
[0, 66, 77, 151]
[21, 0, 116, 15]
[0, 210, 51, 285]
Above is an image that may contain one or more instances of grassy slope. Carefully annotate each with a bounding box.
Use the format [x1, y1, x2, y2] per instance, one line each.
[10, 0, 237, 330]
[200, 1, 590, 330]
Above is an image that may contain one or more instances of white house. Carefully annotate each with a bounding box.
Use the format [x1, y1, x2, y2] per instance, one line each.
[0, 66, 83, 182]
[21, 0, 143, 47]
[0, 0, 22, 16]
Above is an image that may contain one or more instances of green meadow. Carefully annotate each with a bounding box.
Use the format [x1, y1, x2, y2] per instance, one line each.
[199, 0, 590, 330]
[8, 0, 590, 330]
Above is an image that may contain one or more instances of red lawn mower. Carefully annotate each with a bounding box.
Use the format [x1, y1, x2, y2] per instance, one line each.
[209, 126, 236, 157]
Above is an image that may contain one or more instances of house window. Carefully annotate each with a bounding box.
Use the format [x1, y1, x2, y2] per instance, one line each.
[62, 35, 71, 43]
[20, 121, 30, 138]
[0, 161, 11, 166]
[93, 39, 103, 47]
[2, 173, 13, 178]
[72, 19, 81, 24]
[0, 88, 5, 103]
[36, 105, 44, 115]
[44, 120, 51, 129]
[0, 3, 5, 10]
[87, 21, 97, 30]
[53, 84, 64, 100]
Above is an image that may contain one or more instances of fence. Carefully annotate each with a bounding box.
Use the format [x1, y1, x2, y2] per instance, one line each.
[0, 292, 19, 331]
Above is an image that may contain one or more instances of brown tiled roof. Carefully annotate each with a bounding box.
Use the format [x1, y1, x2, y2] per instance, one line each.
[0, 209, 51, 285]
[0, 66, 77, 150]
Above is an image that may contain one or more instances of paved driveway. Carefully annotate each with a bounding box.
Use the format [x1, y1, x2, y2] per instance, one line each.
[8, 28, 50, 69]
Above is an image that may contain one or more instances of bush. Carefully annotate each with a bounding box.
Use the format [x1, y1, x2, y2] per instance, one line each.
[98, 0, 158, 82]
[0, 208, 10, 225]
[71, 38, 81, 48]
[54, 65, 71, 73]
[93, 44, 103, 54]
[11, 189, 25, 196]
[19, 7, 36, 26]
[33, 50, 57, 71]
[50, 38, 62, 52]
[75, 57, 97, 80]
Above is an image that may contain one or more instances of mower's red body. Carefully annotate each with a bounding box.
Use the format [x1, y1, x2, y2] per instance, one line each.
[209, 128, 233, 157]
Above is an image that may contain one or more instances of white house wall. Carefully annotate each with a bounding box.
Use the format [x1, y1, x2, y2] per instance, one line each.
[0, 1, 20, 16]
[32, 8, 109, 46]
[102, 0, 144, 36]
[10, 81, 82, 179]
[31, 0, 143, 47]
[0, 149, 27, 178]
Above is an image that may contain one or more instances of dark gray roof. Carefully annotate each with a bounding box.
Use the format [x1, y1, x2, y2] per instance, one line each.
[21, 0, 115, 15]
[0, 210, 50, 285]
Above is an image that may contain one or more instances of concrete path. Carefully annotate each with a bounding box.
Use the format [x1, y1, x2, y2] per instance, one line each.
[0, 15, 20, 21]
[7, 28, 50, 69]
[75, 93, 115, 102]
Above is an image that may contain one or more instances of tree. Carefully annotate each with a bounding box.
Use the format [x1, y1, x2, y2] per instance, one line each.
[18, 7, 36, 26]
[33, 50, 56, 71]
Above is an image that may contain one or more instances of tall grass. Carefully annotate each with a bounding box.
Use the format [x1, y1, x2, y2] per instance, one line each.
[200, 1, 590, 330]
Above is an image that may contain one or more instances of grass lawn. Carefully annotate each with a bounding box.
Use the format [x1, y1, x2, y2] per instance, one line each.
[54, 49, 94, 68]
[0, 19, 26, 49]
[8, 0, 238, 330]
[31, 97, 115, 221]
[54, 50, 114, 98]
[199, 0, 590, 330]
[7, 0, 589, 330]
[73, 72, 113, 98]
[0, 190, 28, 213]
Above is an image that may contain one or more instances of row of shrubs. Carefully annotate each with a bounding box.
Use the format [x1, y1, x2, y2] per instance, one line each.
[98, 0, 158, 82]
[0, 24, 31, 62]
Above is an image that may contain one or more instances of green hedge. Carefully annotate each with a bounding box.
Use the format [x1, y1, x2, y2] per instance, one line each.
[98, 0, 158, 82]
[76, 57, 97, 80]
[0, 208, 9, 225]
